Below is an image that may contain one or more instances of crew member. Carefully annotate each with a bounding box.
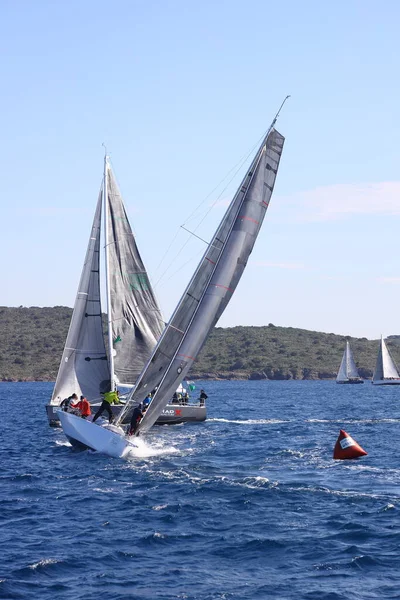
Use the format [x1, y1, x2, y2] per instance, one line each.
[128, 403, 145, 436]
[143, 393, 152, 409]
[60, 393, 78, 412]
[71, 395, 91, 419]
[199, 389, 208, 406]
[93, 389, 120, 424]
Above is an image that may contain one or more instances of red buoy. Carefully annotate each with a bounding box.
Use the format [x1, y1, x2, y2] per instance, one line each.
[333, 429, 367, 460]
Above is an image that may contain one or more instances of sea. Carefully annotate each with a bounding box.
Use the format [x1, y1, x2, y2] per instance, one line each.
[1, 380, 400, 600]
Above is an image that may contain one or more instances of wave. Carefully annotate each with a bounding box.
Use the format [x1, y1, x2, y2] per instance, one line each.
[28, 558, 61, 570]
[209, 418, 289, 425]
[308, 418, 400, 424]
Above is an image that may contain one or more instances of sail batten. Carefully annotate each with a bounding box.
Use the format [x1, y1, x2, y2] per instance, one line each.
[117, 127, 285, 430]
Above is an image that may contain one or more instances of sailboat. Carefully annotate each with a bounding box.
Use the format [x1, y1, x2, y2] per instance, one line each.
[336, 341, 363, 384]
[46, 157, 206, 427]
[58, 98, 287, 457]
[372, 336, 400, 385]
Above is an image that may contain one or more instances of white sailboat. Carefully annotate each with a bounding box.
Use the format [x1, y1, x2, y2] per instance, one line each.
[47, 156, 206, 429]
[336, 341, 363, 384]
[372, 336, 400, 385]
[58, 99, 287, 456]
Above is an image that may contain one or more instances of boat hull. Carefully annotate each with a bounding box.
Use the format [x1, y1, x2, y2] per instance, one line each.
[336, 379, 364, 384]
[57, 411, 136, 458]
[47, 402, 206, 427]
[372, 379, 400, 385]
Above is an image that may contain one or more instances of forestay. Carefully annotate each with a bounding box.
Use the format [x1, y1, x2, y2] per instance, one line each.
[50, 192, 110, 405]
[106, 167, 164, 385]
[117, 127, 285, 432]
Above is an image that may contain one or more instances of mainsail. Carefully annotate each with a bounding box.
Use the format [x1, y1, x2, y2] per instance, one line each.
[117, 125, 285, 432]
[373, 336, 400, 381]
[336, 341, 360, 382]
[105, 165, 164, 386]
[50, 191, 110, 405]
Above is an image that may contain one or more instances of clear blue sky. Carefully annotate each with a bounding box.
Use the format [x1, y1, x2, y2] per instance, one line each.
[1, 0, 399, 339]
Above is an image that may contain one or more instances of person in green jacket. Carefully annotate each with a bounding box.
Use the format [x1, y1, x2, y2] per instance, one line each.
[93, 389, 120, 424]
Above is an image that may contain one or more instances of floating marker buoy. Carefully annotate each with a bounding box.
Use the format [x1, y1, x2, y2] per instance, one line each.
[333, 429, 367, 460]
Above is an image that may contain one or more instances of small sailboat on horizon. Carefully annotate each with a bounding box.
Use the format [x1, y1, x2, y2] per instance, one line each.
[372, 336, 400, 385]
[336, 341, 363, 384]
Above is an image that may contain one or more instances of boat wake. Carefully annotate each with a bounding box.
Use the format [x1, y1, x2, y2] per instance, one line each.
[124, 436, 180, 460]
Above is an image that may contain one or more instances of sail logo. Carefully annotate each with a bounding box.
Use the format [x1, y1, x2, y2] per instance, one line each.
[126, 273, 149, 291]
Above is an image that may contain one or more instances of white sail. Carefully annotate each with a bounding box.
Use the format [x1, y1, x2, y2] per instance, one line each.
[373, 336, 400, 382]
[51, 163, 165, 408]
[50, 191, 111, 405]
[117, 123, 285, 433]
[336, 341, 360, 382]
[105, 165, 164, 386]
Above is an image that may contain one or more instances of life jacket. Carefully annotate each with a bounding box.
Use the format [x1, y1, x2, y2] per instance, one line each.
[79, 399, 91, 416]
[104, 391, 119, 404]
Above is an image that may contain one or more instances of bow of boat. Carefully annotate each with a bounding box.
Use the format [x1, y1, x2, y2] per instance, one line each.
[57, 410, 137, 458]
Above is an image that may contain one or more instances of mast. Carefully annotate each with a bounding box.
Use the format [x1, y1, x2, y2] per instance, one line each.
[103, 151, 115, 391]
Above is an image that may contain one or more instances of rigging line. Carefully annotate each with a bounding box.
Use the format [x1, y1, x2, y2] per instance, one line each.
[154, 127, 275, 280]
[153, 234, 193, 289]
[154, 246, 205, 291]
[182, 129, 273, 229]
[154, 228, 181, 274]
[154, 146, 259, 288]
[154, 135, 263, 286]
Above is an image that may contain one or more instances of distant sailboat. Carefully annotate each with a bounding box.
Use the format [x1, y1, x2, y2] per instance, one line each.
[336, 341, 363, 384]
[372, 336, 400, 385]
[57, 98, 287, 457]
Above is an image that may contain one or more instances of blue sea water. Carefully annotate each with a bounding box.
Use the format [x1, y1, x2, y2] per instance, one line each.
[1, 380, 400, 600]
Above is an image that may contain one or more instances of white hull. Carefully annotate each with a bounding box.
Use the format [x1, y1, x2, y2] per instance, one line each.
[372, 379, 400, 386]
[57, 411, 137, 458]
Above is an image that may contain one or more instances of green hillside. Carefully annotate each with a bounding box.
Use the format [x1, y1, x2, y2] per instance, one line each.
[0, 306, 399, 381]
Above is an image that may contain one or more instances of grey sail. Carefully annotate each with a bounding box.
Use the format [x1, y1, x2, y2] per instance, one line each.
[117, 127, 285, 432]
[336, 341, 360, 382]
[50, 191, 110, 405]
[106, 166, 164, 385]
[373, 337, 400, 382]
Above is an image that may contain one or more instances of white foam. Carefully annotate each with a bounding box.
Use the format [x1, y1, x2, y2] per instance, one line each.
[125, 436, 180, 460]
[152, 504, 168, 511]
[29, 558, 60, 570]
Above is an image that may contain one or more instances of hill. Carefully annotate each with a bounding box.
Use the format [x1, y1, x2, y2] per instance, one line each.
[0, 306, 399, 381]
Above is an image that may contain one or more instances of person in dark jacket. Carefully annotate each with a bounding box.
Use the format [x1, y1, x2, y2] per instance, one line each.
[60, 393, 78, 412]
[128, 403, 145, 436]
[199, 389, 208, 406]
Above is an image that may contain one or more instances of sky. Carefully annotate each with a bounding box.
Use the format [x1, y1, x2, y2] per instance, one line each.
[1, 0, 399, 340]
